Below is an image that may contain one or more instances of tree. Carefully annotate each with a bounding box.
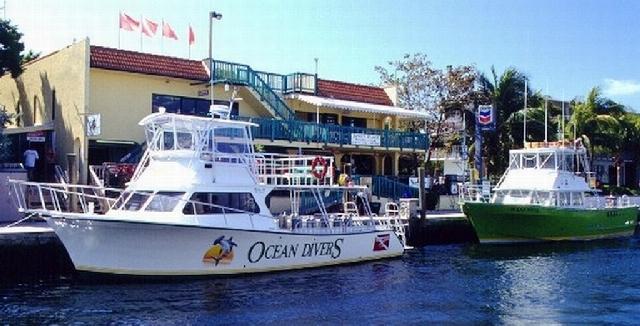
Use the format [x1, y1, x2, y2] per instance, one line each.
[0, 19, 25, 78]
[20, 49, 40, 65]
[376, 53, 477, 174]
[476, 67, 541, 178]
[0, 106, 15, 162]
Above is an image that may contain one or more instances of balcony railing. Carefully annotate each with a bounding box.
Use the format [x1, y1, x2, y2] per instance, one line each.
[236, 116, 429, 151]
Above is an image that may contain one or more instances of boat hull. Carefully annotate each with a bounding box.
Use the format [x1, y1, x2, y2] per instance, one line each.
[462, 202, 638, 244]
[45, 216, 403, 276]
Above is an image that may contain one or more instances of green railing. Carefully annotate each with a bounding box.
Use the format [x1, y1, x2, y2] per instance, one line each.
[350, 175, 418, 200]
[237, 116, 429, 150]
[211, 60, 296, 121]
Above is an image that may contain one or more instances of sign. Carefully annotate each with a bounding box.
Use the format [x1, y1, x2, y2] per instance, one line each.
[477, 105, 495, 131]
[409, 177, 432, 189]
[351, 133, 381, 147]
[26, 131, 45, 142]
[86, 114, 101, 137]
[197, 89, 209, 97]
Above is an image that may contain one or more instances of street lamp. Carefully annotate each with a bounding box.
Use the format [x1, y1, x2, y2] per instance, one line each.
[209, 11, 223, 110]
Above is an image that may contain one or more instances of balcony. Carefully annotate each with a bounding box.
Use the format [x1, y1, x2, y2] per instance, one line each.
[236, 116, 428, 151]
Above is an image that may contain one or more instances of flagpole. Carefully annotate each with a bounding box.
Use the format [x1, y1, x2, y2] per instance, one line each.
[118, 11, 121, 49]
[140, 15, 143, 51]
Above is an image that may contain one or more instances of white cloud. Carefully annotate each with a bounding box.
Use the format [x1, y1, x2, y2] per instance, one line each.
[603, 79, 640, 96]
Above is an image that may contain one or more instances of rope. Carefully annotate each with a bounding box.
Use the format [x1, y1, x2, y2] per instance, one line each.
[2, 212, 38, 228]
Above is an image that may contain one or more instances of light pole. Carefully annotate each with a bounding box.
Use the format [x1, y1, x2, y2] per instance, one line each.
[314, 58, 319, 124]
[209, 11, 223, 110]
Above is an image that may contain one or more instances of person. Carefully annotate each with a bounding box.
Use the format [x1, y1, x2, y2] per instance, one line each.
[23, 148, 40, 180]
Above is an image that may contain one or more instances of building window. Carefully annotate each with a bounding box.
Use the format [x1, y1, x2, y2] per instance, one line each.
[182, 192, 260, 215]
[51, 89, 56, 121]
[152, 94, 239, 117]
[342, 116, 366, 128]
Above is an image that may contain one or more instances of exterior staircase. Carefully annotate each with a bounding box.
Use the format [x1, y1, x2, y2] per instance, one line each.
[208, 60, 299, 120]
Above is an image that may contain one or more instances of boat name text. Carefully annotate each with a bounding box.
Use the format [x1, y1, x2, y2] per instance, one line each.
[247, 239, 344, 263]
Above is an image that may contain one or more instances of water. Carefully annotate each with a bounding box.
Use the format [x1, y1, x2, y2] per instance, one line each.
[3, 239, 640, 324]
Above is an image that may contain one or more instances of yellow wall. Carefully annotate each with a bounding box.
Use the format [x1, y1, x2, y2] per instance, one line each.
[0, 39, 90, 183]
[89, 70, 267, 144]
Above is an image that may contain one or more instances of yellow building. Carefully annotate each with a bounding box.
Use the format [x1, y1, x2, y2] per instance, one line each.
[0, 39, 428, 197]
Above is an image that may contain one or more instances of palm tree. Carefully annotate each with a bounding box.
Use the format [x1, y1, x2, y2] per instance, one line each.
[476, 67, 541, 178]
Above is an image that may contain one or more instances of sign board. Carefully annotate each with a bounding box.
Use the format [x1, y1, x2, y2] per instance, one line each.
[26, 131, 45, 142]
[477, 105, 495, 131]
[198, 89, 209, 97]
[351, 133, 381, 147]
[409, 177, 432, 189]
[86, 113, 101, 137]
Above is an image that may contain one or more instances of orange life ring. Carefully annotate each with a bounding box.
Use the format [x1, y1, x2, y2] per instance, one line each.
[311, 156, 328, 180]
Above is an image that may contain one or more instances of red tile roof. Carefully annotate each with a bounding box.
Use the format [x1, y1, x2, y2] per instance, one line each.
[317, 79, 393, 106]
[89, 46, 209, 81]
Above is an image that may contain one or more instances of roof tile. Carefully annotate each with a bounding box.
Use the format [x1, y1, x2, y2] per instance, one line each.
[90, 46, 209, 81]
[317, 79, 393, 106]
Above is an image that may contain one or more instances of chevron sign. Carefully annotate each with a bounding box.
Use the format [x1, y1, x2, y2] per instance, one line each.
[477, 105, 495, 131]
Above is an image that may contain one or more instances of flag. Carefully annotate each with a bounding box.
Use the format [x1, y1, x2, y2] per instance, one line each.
[142, 18, 158, 37]
[188, 25, 195, 45]
[373, 234, 390, 251]
[162, 22, 178, 40]
[119, 12, 140, 31]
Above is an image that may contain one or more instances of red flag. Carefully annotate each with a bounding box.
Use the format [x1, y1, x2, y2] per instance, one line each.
[162, 22, 178, 40]
[119, 12, 140, 31]
[188, 25, 195, 45]
[142, 19, 158, 37]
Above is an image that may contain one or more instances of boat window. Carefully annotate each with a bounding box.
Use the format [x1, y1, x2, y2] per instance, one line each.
[176, 132, 194, 150]
[559, 192, 570, 207]
[112, 191, 131, 209]
[145, 192, 185, 212]
[123, 191, 152, 211]
[523, 154, 537, 168]
[571, 192, 583, 206]
[183, 192, 260, 215]
[163, 131, 175, 150]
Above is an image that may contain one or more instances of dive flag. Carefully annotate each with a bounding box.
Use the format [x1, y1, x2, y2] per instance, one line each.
[119, 12, 140, 31]
[373, 234, 390, 251]
[162, 21, 178, 40]
[142, 19, 158, 37]
[189, 25, 195, 45]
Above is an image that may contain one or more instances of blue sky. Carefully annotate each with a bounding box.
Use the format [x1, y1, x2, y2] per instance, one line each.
[7, 0, 640, 109]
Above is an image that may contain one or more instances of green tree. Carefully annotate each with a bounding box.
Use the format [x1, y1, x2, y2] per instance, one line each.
[0, 19, 25, 78]
[20, 49, 40, 65]
[476, 67, 542, 178]
[376, 53, 478, 173]
[0, 107, 15, 162]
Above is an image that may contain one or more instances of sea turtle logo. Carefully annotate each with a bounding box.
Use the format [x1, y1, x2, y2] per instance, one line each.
[203, 236, 238, 265]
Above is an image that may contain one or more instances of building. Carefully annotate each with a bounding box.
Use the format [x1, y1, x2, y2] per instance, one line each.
[0, 39, 428, 198]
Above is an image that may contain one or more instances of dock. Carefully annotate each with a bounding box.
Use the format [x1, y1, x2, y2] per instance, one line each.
[0, 221, 73, 280]
[406, 211, 478, 247]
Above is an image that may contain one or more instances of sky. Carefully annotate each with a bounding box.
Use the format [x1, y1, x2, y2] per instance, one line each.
[6, 0, 640, 109]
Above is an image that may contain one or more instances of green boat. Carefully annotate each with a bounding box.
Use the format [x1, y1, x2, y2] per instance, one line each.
[461, 142, 638, 244]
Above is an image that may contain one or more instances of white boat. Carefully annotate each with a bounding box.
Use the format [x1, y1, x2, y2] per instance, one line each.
[9, 112, 404, 276]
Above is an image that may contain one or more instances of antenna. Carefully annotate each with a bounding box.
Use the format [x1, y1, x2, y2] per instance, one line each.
[561, 91, 565, 143]
[544, 97, 548, 143]
[523, 79, 527, 146]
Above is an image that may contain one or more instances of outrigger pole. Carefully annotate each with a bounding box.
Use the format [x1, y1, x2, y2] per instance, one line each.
[523, 79, 527, 146]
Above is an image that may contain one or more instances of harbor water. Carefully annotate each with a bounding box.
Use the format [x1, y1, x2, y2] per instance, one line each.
[2, 238, 640, 324]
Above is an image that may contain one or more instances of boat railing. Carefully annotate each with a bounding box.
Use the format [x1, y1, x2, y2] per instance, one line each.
[458, 183, 492, 203]
[254, 154, 334, 186]
[8, 180, 122, 215]
[584, 195, 638, 209]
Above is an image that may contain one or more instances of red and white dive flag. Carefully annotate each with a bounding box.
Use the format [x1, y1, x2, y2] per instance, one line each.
[162, 22, 178, 40]
[142, 19, 158, 37]
[119, 12, 140, 31]
[373, 234, 390, 251]
[188, 25, 196, 45]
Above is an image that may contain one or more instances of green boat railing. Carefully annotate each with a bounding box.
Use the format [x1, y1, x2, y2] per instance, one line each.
[236, 116, 428, 150]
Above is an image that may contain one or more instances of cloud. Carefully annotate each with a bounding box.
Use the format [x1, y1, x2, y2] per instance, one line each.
[603, 79, 640, 96]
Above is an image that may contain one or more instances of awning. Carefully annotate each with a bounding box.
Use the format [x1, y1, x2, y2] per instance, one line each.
[288, 94, 429, 119]
[1, 123, 54, 135]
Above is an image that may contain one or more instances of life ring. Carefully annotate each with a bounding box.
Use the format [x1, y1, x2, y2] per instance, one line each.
[311, 156, 328, 180]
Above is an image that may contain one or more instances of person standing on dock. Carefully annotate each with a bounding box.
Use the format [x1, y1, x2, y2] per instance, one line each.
[23, 148, 39, 181]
